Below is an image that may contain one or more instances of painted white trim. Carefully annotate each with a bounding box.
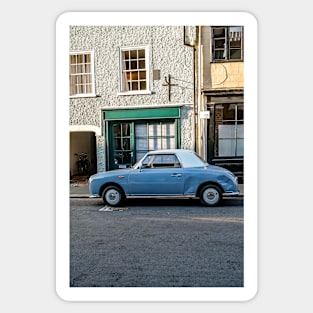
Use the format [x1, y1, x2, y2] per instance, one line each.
[69, 50, 96, 96]
[118, 45, 150, 93]
[100, 103, 192, 110]
[69, 125, 101, 136]
[117, 91, 152, 96]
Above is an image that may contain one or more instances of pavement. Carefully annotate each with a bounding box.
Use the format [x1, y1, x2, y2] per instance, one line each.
[70, 180, 244, 198]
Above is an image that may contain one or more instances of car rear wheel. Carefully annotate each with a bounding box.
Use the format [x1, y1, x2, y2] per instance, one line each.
[102, 186, 124, 206]
[200, 185, 222, 206]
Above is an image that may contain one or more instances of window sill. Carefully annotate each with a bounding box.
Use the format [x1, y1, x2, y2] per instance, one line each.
[211, 59, 243, 63]
[70, 94, 97, 99]
[117, 91, 152, 96]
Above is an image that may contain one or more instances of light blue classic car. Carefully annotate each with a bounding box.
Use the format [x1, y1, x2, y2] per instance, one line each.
[89, 149, 239, 206]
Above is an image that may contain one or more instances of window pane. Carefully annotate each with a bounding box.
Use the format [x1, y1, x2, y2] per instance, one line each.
[162, 122, 175, 136]
[122, 123, 130, 136]
[138, 49, 145, 58]
[230, 40, 241, 49]
[162, 137, 175, 149]
[130, 50, 137, 59]
[124, 50, 130, 60]
[236, 139, 244, 156]
[219, 139, 236, 156]
[139, 71, 146, 79]
[237, 124, 244, 138]
[132, 82, 138, 90]
[114, 138, 121, 150]
[70, 64, 76, 74]
[136, 138, 148, 150]
[223, 104, 235, 120]
[149, 138, 161, 150]
[113, 124, 121, 137]
[213, 27, 226, 37]
[149, 123, 161, 136]
[237, 105, 244, 120]
[230, 49, 241, 60]
[140, 81, 146, 90]
[139, 60, 145, 69]
[135, 124, 147, 136]
[219, 125, 236, 139]
[214, 50, 225, 59]
[215, 39, 225, 49]
[131, 61, 137, 70]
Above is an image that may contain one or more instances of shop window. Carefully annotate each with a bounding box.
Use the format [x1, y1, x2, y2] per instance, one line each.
[215, 103, 244, 157]
[135, 121, 177, 161]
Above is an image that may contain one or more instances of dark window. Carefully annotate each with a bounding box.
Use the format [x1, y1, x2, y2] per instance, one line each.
[212, 26, 243, 61]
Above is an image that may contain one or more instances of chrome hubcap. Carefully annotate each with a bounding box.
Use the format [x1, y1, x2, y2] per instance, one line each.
[106, 189, 120, 205]
[203, 188, 219, 204]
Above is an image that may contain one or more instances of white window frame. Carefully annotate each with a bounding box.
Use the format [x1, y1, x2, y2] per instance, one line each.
[69, 51, 96, 98]
[118, 45, 151, 95]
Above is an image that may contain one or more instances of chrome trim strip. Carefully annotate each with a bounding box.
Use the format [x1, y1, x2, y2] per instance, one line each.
[126, 195, 196, 199]
[223, 191, 239, 196]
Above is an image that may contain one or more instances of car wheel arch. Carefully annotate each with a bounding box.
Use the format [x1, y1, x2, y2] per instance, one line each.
[99, 182, 126, 199]
[196, 182, 224, 197]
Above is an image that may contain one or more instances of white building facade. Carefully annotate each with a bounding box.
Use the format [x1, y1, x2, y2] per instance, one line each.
[69, 26, 195, 176]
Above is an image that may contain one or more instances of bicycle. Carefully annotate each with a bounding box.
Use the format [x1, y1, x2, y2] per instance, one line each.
[74, 152, 90, 175]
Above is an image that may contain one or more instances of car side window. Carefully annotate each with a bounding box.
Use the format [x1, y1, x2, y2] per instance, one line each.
[142, 154, 181, 169]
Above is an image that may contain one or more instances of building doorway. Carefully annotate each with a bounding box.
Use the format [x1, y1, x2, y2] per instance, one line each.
[70, 131, 97, 180]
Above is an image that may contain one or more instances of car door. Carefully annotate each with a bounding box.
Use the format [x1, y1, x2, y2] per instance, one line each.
[128, 153, 184, 195]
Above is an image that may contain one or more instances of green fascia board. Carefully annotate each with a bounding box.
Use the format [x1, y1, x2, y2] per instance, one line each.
[104, 107, 180, 120]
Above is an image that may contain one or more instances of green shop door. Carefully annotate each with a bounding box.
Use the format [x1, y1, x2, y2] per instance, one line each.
[109, 122, 135, 170]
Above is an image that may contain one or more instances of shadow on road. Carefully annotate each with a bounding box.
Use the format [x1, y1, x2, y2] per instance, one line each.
[124, 197, 243, 207]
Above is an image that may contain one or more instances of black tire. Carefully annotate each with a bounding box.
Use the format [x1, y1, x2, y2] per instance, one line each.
[200, 185, 222, 207]
[102, 186, 124, 206]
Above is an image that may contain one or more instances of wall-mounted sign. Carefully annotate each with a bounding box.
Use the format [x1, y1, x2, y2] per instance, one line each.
[199, 111, 210, 119]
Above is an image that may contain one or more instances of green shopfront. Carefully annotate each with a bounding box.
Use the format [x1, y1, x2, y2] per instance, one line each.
[103, 107, 181, 170]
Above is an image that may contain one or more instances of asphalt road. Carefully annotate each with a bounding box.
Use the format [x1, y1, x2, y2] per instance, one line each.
[70, 197, 244, 287]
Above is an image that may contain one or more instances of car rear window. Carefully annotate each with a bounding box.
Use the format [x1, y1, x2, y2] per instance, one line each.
[179, 151, 206, 168]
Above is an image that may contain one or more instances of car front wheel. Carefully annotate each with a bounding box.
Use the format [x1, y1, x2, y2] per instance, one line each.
[102, 186, 124, 206]
[200, 185, 222, 206]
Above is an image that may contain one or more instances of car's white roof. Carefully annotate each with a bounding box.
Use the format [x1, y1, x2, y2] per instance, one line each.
[146, 149, 206, 168]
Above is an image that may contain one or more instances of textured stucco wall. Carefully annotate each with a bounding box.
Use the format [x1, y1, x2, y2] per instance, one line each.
[69, 25, 194, 172]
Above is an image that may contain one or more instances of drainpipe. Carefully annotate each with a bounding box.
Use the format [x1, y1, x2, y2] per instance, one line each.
[197, 26, 204, 158]
[183, 26, 198, 153]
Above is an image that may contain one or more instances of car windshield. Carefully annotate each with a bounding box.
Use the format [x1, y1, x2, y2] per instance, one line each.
[131, 160, 140, 169]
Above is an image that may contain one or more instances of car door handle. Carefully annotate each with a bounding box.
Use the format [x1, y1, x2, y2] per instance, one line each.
[171, 173, 182, 177]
